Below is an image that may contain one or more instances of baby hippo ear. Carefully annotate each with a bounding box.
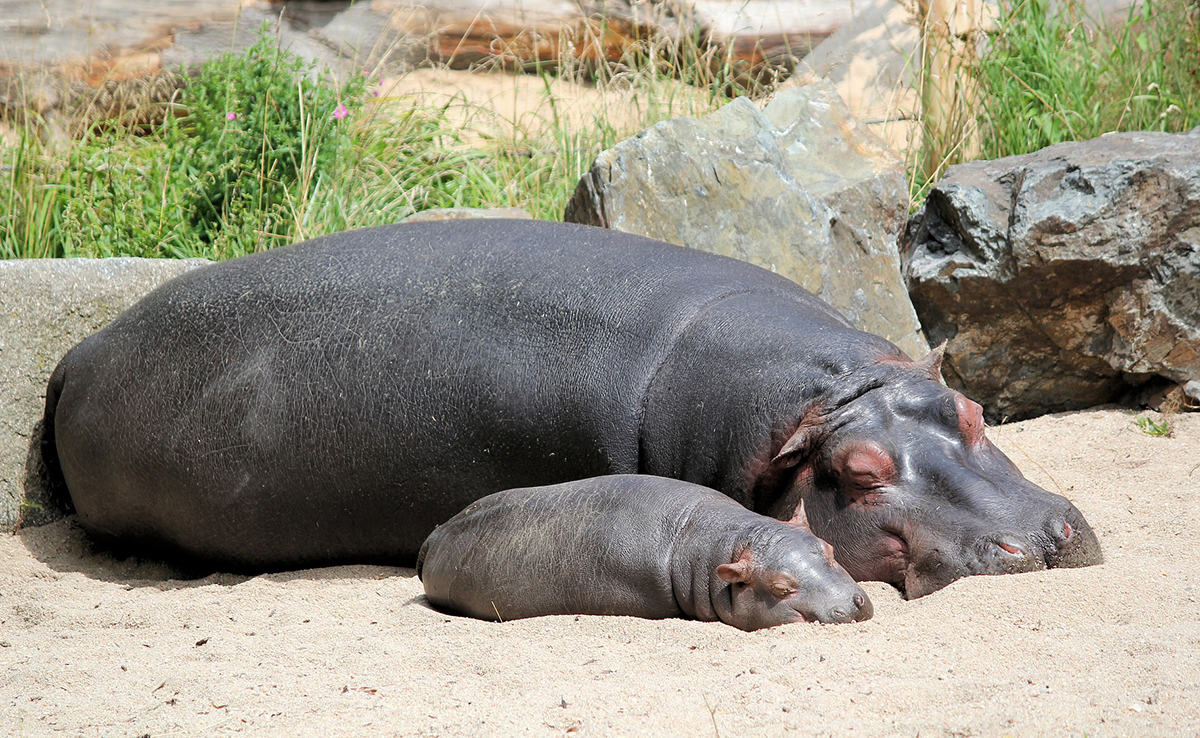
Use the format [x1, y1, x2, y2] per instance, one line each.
[716, 549, 755, 584]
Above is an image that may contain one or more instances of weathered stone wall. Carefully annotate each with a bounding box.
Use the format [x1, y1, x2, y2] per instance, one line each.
[904, 128, 1200, 421]
[0, 258, 209, 530]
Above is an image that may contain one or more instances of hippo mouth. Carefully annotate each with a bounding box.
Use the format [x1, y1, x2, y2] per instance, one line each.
[868, 524, 911, 590]
[791, 593, 874, 624]
[881, 526, 909, 558]
[898, 527, 1070, 599]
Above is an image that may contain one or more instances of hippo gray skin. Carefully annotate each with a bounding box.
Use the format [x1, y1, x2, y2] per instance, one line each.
[43, 219, 1101, 597]
[417, 475, 873, 630]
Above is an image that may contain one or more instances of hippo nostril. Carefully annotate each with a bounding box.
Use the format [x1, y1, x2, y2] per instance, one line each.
[987, 536, 1044, 574]
[830, 608, 849, 621]
[996, 540, 1025, 556]
[853, 593, 866, 609]
[1062, 520, 1073, 540]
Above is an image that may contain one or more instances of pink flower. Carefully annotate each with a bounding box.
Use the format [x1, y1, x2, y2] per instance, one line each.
[226, 111, 237, 121]
[333, 104, 348, 120]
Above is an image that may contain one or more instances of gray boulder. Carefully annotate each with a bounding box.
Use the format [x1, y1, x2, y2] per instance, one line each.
[904, 128, 1200, 421]
[564, 79, 927, 359]
[1, 258, 209, 531]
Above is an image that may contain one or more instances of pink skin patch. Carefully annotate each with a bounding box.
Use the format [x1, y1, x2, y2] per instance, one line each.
[954, 393, 986, 446]
[833, 442, 897, 506]
[831, 441, 908, 583]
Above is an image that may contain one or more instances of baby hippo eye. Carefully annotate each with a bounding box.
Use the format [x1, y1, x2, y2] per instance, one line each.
[770, 582, 797, 599]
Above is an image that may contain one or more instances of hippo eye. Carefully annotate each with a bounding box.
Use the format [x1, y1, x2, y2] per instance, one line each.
[836, 442, 897, 495]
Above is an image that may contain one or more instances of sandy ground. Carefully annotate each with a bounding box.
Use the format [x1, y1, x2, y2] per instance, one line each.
[2, 406, 1198, 736]
[374, 67, 716, 147]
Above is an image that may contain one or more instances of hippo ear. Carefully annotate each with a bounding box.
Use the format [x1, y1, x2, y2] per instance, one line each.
[785, 499, 812, 531]
[917, 341, 948, 382]
[773, 406, 823, 468]
[772, 427, 812, 468]
[716, 549, 755, 584]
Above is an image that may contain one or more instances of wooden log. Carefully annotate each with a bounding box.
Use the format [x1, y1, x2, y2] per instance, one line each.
[378, 0, 693, 72]
[378, 0, 854, 80]
[917, 0, 983, 181]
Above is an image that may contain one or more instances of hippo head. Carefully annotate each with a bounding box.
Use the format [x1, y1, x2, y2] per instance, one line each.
[715, 512, 873, 630]
[769, 347, 1102, 599]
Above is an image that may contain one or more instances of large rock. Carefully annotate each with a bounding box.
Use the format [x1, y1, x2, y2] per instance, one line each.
[780, 0, 922, 157]
[0, 258, 209, 531]
[904, 128, 1200, 422]
[564, 79, 927, 358]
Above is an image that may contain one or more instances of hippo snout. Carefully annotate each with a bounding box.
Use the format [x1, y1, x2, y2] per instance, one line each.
[823, 591, 873, 624]
[1045, 505, 1104, 569]
[984, 535, 1045, 575]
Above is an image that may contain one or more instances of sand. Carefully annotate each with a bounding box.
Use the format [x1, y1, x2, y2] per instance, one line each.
[2, 406, 1198, 736]
[374, 67, 715, 148]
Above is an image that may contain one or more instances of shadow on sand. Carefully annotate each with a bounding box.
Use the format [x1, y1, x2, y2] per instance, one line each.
[19, 419, 420, 596]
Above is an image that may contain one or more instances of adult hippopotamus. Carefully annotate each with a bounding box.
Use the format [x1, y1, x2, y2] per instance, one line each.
[417, 475, 872, 629]
[42, 219, 1102, 597]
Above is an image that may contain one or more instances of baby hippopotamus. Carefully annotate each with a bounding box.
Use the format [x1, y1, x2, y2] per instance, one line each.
[417, 475, 872, 631]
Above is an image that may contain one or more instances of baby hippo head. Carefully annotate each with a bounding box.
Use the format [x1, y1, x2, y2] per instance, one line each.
[716, 506, 873, 631]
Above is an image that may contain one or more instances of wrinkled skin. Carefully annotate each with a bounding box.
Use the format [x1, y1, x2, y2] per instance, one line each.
[417, 475, 872, 630]
[762, 357, 1103, 598]
[43, 219, 1101, 595]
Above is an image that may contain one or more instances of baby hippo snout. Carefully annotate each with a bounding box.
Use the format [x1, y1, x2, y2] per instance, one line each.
[726, 531, 873, 630]
[828, 592, 873, 623]
[794, 591, 872, 625]
[417, 475, 873, 630]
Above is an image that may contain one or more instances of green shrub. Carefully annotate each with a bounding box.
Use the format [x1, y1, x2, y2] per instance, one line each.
[1, 22, 731, 259]
[2, 26, 372, 259]
[977, 0, 1200, 159]
[171, 27, 365, 251]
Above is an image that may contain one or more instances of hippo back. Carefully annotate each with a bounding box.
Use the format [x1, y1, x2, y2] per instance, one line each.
[47, 219, 853, 569]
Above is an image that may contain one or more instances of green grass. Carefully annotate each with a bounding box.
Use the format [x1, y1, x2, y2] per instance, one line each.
[910, 0, 1199, 201]
[1134, 414, 1173, 436]
[0, 24, 733, 260]
[976, 0, 1200, 159]
[3, 1, 1198, 259]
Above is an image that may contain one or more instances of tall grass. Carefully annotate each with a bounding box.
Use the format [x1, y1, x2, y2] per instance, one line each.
[6, 1, 1197, 259]
[0, 22, 733, 260]
[976, 0, 1200, 158]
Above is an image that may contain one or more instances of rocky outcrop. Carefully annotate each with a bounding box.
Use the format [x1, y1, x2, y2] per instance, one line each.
[0, 258, 209, 531]
[904, 128, 1200, 421]
[564, 79, 927, 358]
[779, 0, 922, 157]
